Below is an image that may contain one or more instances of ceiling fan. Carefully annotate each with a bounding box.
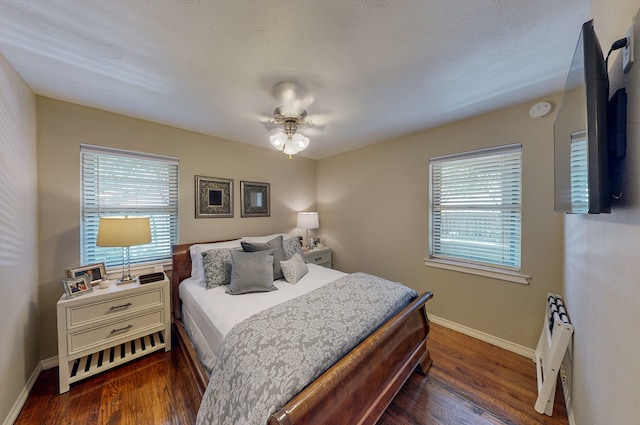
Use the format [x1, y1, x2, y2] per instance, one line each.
[260, 81, 324, 158]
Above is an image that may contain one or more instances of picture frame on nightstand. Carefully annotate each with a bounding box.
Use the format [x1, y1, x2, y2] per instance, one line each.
[62, 275, 93, 299]
[65, 262, 106, 286]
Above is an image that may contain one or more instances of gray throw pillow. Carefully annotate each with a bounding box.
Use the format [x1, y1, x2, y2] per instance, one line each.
[202, 248, 240, 289]
[241, 236, 286, 280]
[283, 237, 304, 260]
[226, 250, 278, 295]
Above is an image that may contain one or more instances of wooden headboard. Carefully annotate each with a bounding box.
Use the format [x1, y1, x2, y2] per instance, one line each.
[170, 239, 236, 321]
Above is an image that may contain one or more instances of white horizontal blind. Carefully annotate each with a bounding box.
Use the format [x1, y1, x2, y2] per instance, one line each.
[81, 145, 179, 268]
[570, 131, 589, 213]
[430, 144, 522, 270]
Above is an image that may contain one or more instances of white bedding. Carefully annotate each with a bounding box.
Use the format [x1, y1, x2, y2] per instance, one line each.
[179, 263, 348, 373]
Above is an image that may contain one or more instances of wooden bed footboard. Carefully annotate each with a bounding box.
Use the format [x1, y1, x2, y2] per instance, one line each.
[171, 241, 434, 424]
[267, 291, 433, 425]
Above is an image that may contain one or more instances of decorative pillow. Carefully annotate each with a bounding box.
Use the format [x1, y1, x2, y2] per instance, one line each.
[241, 233, 290, 243]
[226, 250, 278, 295]
[283, 237, 304, 260]
[280, 253, 308, 284]
[202, 248, 240, 289]
[241, 236, 286, 280]
[189, 239, 242, 282]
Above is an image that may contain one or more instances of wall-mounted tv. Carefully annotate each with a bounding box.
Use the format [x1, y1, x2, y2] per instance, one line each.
[554, 20, 611, 214]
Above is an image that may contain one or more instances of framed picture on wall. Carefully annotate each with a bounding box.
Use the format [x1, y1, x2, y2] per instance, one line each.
[240, 181, 270, 217]
[195, 175, 234, 218]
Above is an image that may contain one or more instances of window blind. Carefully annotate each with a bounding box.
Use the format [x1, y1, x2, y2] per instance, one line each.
[429, 144, 522, 270]
[80, 145, 179, 268]
[569, 131, 589, 213]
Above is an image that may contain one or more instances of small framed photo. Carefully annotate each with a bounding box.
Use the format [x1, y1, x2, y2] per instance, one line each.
[241, 181, 270, 217]
[195, 175, 234, 218]
[66, 263, 106, 286]
[62, 275, 93, 299]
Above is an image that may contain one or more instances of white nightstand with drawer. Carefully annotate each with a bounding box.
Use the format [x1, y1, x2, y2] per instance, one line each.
[56, 276, 171, 393]
[303, 247, 332, 268]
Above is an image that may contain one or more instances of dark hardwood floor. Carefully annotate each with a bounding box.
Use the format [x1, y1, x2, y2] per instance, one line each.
[15, 323, 568, 425]
[379, 324, 568, 425]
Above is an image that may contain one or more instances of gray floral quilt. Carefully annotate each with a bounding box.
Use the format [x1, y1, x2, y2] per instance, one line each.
[196, 272, 418, 425]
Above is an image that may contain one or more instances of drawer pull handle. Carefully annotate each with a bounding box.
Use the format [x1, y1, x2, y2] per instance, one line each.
[314, 257, 322, 261]
[110, 325, 133, 334]
[109, 302, 132, 311]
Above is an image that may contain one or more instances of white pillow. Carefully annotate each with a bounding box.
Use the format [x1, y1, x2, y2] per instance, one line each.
[189, 239, 242, 282]
[241, 233, 291, 243]
[280, 253, 309, 284]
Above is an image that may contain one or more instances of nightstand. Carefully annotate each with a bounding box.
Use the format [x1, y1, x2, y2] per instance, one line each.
[303, 247, 332, 268]
[56, 276, 171, 393]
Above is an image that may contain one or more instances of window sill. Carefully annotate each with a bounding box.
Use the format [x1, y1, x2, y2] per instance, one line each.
[105, 260, 172, 278]
[424, 258, 529, 285]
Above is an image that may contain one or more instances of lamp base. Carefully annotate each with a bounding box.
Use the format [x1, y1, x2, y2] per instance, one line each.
[117, 246, 138, 285]
[117, 276, 138, 285]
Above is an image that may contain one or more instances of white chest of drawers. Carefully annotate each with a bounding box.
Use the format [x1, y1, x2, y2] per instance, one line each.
[56, 277, 171, 393]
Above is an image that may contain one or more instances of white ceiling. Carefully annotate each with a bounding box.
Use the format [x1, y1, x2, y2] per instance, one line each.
[0, 0, 591, 159]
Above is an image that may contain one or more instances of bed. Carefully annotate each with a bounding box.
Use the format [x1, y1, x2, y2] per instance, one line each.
[171, 235, 434, 425]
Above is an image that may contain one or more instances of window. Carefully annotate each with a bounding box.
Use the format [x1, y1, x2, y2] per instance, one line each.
[569, 130, 588, 213]
[429, 143, 522, 273]
[81, 145, 179, 269]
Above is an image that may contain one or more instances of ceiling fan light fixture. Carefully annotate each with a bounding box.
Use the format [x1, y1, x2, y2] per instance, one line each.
[269, 132, 286, 150]
[292, 133, 309, 150]
[267, 82, 314, 158]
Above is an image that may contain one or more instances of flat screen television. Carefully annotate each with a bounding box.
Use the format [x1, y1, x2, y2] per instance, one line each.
[554, 20, 611, 214]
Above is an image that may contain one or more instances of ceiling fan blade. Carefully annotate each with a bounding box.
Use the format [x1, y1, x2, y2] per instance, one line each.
[299, 126, 325, 136]
[304, 111, 333, 127]
[274, 81, 315, 112]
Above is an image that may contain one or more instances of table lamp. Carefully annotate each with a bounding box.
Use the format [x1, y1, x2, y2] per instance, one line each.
[297, 212, 319, 249]
[97, 216, 151, 284]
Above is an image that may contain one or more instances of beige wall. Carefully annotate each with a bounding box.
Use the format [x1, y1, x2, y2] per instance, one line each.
[0, 54, 38, 421]
[36, 98, 317, 358]
[318, 96, 564, 349]
[562, 2, 640, 424]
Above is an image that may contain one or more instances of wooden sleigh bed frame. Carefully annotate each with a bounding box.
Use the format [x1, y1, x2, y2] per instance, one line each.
[171, 240, 434, 425]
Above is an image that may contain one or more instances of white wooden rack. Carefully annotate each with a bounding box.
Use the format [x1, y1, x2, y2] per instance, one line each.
[534, 293, 574, 415]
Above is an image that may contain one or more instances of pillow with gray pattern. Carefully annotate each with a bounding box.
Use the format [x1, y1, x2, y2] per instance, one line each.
[202, 248, 241, 289]
[280, 253, 309, 284]
[283, 237, 303, 260]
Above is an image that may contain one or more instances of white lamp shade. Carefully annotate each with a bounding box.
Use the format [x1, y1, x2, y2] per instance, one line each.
[297, 212, 319, 229]
[96, 216, 152, 247]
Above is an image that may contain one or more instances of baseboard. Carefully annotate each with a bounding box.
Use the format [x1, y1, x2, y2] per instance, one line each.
[430, 315, 576, 423]
[41, 356, 58, 370]
[429, 315, 535, 359]
[560, 361, 577, 425]
[2, 357, 57, 425]
[3, 363, 41, 425]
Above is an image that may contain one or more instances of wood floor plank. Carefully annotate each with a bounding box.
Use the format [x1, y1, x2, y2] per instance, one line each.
[378, 324, 569, 425]
[15, 335, 201, 425]
[15, 324, 568, 425]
